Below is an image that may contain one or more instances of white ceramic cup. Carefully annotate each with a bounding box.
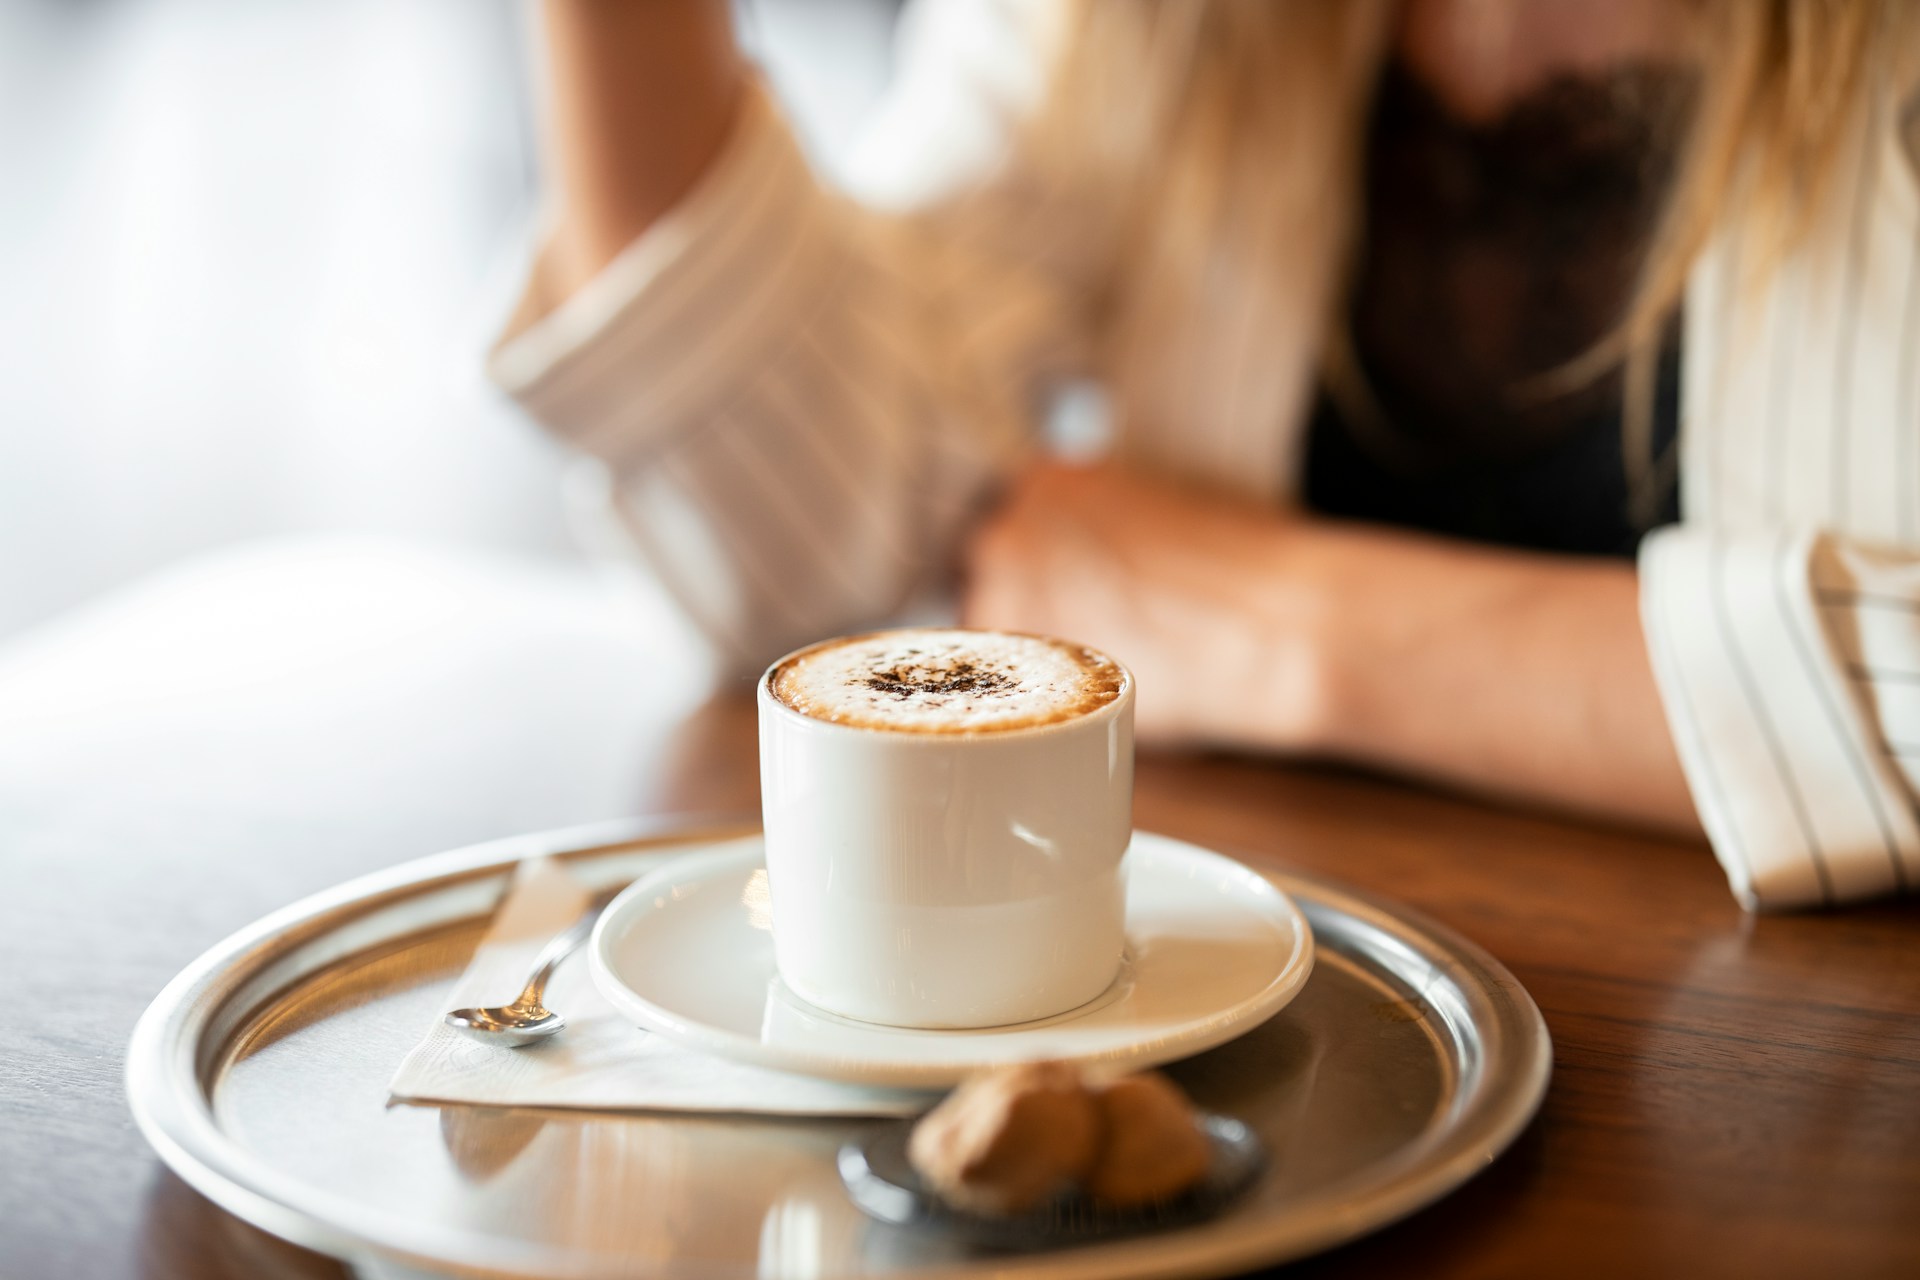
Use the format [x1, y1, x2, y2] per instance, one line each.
[757, 633, 1135, 1029]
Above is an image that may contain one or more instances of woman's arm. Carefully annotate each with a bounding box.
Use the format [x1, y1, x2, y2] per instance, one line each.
[961, 462, 1699, 833]
[535, 0, 744, 302]
[494, 2, 1100, 673]
[1310, 517, 1698, 832]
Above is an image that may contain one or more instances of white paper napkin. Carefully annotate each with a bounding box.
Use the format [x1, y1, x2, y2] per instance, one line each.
[388, 855, 928, 1116]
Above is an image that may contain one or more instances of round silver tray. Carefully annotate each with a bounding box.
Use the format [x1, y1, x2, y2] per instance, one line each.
[127, 818, 1551, 1279]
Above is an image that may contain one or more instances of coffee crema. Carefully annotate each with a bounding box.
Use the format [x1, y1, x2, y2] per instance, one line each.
[768, 629, 1127, 734]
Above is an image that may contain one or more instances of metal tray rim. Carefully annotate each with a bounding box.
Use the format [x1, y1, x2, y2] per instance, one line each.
[126, 816, 1552, 1280]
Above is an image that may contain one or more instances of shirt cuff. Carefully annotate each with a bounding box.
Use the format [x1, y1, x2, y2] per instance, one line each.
[1639, 525, 1920, 910]
[486, 81, 846, 460]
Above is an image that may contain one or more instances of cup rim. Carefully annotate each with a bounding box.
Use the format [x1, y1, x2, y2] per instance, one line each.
[757, 627, 1134, 743]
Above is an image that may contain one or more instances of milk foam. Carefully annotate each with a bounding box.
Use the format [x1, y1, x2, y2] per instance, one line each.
[770, 629, 1125, 733]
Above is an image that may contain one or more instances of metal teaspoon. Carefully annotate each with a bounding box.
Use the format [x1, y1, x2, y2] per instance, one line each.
[443, 905, 603, 1047]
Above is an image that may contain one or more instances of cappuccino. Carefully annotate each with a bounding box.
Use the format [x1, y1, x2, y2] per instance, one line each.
[768, 629, 1126, 734]
[758, 626, 1135, 1026]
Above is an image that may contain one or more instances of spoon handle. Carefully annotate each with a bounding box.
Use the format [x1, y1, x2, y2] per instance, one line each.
[513, 907, 602, 1008]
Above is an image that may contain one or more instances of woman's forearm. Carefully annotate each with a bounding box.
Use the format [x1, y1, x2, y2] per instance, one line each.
[1299, 525, 1700, 833]
[961, 463, 1700, 835]
[537, 0, 744, 298]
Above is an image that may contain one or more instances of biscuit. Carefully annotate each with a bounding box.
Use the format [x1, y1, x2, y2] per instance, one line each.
[906, 1060, 1099, 1214]
[1083, 1071, 1212, 1207]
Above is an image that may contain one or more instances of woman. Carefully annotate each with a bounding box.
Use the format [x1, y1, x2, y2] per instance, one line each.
[490, 0, 1920, 910]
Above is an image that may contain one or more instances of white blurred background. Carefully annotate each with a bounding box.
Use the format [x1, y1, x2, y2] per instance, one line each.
[0, 0, 898, 643]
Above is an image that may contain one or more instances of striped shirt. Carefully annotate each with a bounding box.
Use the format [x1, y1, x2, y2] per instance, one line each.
[489, 0, 1920, 911]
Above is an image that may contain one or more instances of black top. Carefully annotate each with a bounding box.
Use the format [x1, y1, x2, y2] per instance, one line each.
[1303, 61, 1693, 558]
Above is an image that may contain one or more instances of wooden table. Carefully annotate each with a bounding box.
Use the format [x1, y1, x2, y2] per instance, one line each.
[6, 542, 1918, 1279]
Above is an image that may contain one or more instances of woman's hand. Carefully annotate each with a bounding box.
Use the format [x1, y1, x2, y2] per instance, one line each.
[961, 459, 1698, 832]
[960, 462, 1333, 749]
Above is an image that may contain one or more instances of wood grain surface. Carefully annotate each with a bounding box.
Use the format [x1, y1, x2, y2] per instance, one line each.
[5, 549, 1918, 1279]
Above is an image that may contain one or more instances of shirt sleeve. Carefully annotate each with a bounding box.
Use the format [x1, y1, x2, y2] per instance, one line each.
[1642, 97, 1920, 911]
[1640, 527, 1920, 909]
[488, 1, 1098, 676]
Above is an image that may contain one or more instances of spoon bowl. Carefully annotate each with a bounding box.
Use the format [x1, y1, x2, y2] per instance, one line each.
[445, 1004, 566, 1046]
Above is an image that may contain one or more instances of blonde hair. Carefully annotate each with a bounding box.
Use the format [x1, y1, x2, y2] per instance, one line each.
[1037, 0, 1920, 516]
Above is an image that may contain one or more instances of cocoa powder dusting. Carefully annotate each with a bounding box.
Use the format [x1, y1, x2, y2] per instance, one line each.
[863, 659, 1017, 701]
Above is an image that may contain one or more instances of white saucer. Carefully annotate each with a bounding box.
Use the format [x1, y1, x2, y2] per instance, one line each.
[589, 832, 1314, 1089]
